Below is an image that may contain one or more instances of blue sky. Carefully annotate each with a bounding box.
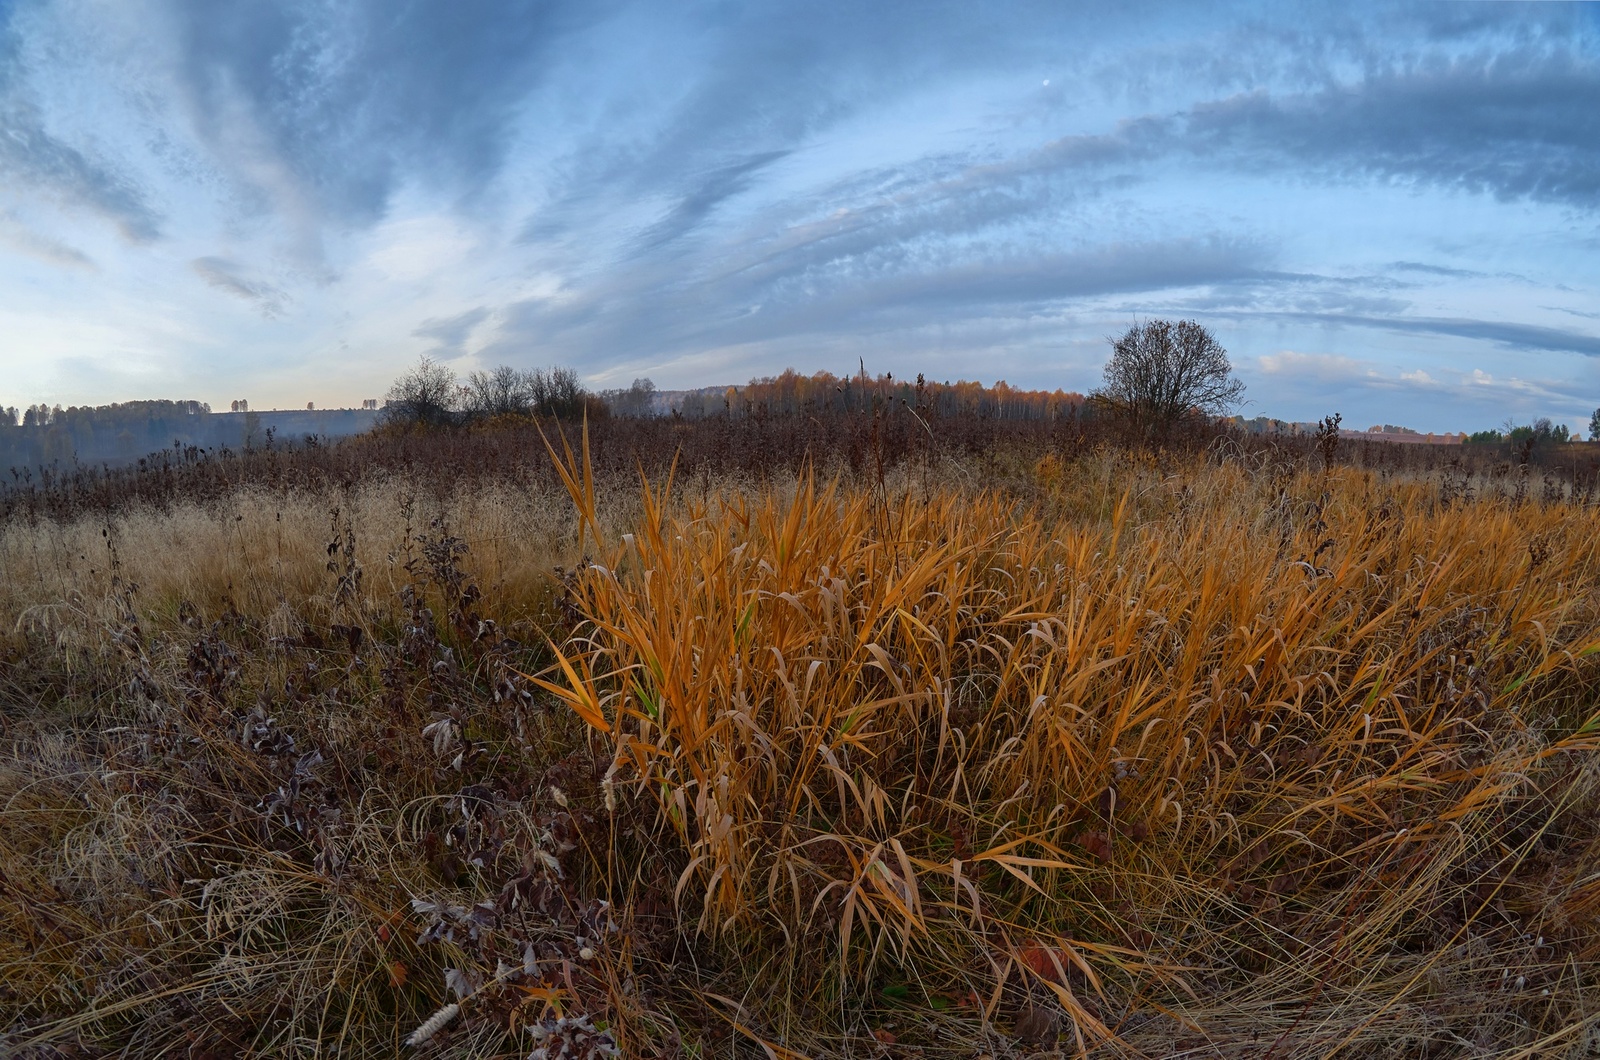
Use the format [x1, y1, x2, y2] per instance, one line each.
[1, 0, 1598, 432]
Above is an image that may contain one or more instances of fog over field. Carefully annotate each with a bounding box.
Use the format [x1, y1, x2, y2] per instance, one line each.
[0, 1, 1597, 432]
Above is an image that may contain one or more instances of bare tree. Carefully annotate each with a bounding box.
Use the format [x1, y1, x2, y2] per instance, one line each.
[464, 365, 535, 418]
[386, 359, 598, 426]
[601, 377, 658, 417]
[383, 356, 460, 426]
[531, 366, 589, 419]
[1091, 319, 1243, 440]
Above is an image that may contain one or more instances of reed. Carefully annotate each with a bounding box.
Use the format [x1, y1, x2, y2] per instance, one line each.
[541, 428, 1600, 1054]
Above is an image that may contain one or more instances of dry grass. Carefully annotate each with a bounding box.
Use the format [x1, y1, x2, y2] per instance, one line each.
[1, 427, 1598, 1058]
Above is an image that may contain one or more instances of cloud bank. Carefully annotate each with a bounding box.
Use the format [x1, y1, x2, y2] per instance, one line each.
[0, 0, 1595, 431]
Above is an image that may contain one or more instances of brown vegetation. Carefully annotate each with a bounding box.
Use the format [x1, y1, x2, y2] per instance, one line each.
[2, 411, 1599, 1057]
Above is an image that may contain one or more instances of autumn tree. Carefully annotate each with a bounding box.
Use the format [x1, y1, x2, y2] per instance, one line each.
[1091, 319, 1244, 440]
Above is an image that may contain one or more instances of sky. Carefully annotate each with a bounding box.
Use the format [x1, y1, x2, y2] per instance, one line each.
[1, 1, 1598, 433]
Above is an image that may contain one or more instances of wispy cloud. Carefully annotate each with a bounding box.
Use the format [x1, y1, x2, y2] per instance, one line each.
[1389, 261, 1482, 279]
[634, 150, 792, 253]
[191, 256, 286, 315]
[414, 306, 491, 358]
[0, 93, 162, 241]
[1369, 316, 1600, 358]
[154, 0, 617, 233]
[880, 48, 1600, 214]
[1255, 349, 1595, 425]
[0, 211, 94, 269]
[1180, 53, 1600, 207]
[1250, 312, 1600, 358]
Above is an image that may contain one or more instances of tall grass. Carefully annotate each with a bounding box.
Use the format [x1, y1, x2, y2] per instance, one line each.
[1, 423, 1598, 1057]
[543, 432, 1600, 1054]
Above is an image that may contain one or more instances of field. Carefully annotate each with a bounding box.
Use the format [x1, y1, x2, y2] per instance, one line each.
[2, 413, 1599, 1058]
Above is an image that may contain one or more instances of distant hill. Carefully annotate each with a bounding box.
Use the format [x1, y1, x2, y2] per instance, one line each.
[0, 401, 378, 476]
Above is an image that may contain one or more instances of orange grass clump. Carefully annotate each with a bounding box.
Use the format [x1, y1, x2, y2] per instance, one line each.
[540, 430, 1600, 1053]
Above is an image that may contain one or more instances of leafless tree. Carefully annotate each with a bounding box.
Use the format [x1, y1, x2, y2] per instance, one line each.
[464, 365, 534, 418]
[1091, 319, 1243, 440]
[529, 366, 589, 418]
[388, 359, 597, 426]
[600, 377, 657, 417]
[384, 356, 460, 426]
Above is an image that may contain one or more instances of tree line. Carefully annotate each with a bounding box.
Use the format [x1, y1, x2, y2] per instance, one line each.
[381, 360, 605, 426]
[0, 400, 214, 474]
[0, 400, 384, 477]
[709, 367, 1085, 421]
[380, 357, 1091, 426]
[1467, 414, 1599, 451]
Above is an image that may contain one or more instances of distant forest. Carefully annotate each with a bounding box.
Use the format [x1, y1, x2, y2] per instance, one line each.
[0, 368, 1091, 479]
[0, 400, 376, 478]
[0, 365, 1219, 479]
[703, 368, 1085, 420]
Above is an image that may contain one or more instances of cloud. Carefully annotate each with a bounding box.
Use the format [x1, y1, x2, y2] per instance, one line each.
[817, 238, 1272, 314]
[1181, 54, 1600, 207]
[152, 0, 619, 231]
[1389, 261, 1482, 279]
[538, 5, 1074, 211]
[634, 150, 791, 253]
[1546, 305, 1600, 321]
[485, 233, 1274, 369]
[191, 256, 285, 315]
[1374, 316, 1600, 357]
[1262, 313, 1600, 358]
[1257, 350, 1389, 389]
[1254, 349, 1594, 418]
[0, 9, 159, 239]
[146, 5, 1600, 392]
[922, 48, 1600, 215]
[414, 306, 490, 357]
[1164, 269, 1415, 319]
[494, 36, 1600, 376]
[0, 116, 163, 241]
[0, 211, 94, 268]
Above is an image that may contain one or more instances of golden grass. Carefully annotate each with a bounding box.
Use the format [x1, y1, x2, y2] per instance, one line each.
[543, 434, 1600, 1054]
[2, 438, 1598, 1057]
[0, 474, 596, 625]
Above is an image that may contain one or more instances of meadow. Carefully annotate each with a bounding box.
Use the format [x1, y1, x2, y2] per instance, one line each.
[2, 410, 1599, 1058]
